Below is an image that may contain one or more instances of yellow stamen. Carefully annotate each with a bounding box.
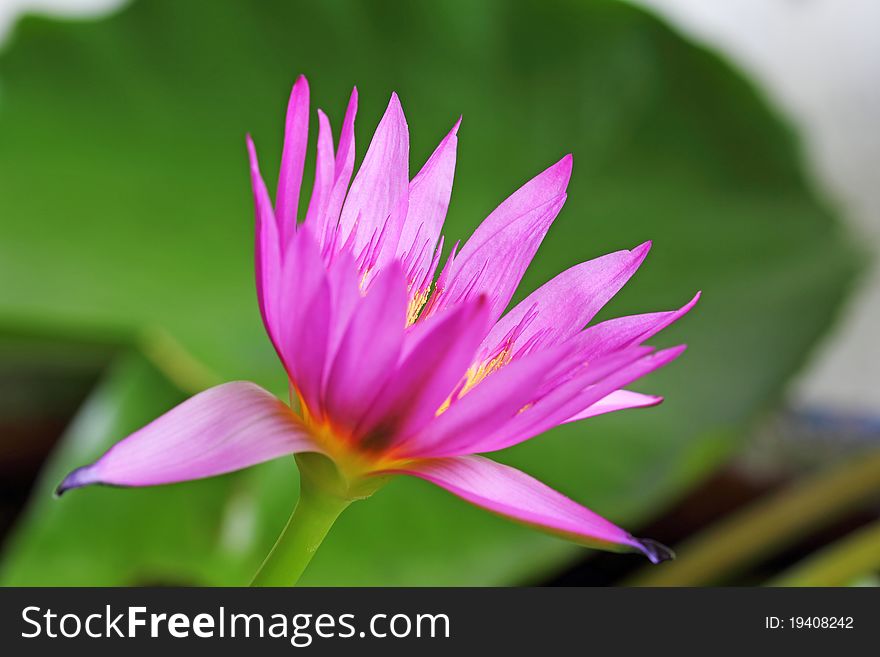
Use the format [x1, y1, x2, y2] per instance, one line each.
[359, 268, 372, 294]
[436, 344, 513, 415]
[406, 285, 431, 326]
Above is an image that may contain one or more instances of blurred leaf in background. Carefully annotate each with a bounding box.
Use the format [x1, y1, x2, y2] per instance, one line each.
[0, 0, 859, 585]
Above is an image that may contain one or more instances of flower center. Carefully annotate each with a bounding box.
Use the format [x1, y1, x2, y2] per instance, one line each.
[293, 390, 406, 479]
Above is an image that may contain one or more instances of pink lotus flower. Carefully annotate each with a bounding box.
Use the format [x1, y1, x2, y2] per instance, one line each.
[58, 77, 698, 585]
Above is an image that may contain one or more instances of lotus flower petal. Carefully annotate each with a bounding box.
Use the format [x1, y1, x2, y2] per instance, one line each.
[338, 92, 409, 273]
[356, 296, 490, 448]
[303, 109, 336, 231]
[397, 343, 573, 457]
[466, 346, 686, 454]
[57, 382, 320, 493]
[398, 118, 460, 294]
[576, 292, 701, 360]
[275, 75, 310, 245]
[426, 154, 572, 322]
[246, 134, 282, 348]
[277, 228, 332, 411]
[479, 241, 652, 359]
[385, 455, 673, 563]
[310, 88, 359, 254]
[324, 262, 407, 430]
[564, 389, 663, 423]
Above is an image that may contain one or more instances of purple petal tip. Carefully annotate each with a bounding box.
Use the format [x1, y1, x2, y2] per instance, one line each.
[634, 537, 676, 564]
[55, 465, 98, 497]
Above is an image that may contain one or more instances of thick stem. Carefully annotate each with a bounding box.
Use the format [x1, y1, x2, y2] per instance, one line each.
[250, 456, 351, 587]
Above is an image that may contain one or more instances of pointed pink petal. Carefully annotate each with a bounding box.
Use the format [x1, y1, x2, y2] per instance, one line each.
[397, 343, 574, 457]
[277, 228, 331, 412]
[319, 87, 358, 251]
[480, 345, 687, 453]
[397, 118, 460, 280]
[338, 92, 409, 270]
[275, 75, 310, 245]
[355, 296, 491, 448]
[57, 382, 320, 493]
[480, 242, 652, 358]
[324, 250, 363, 374]
[324, 262, 407, 431]
[335, 88, 358, 175]
[564, 389, 663, 423]
[432, 346, 651, 457]
[429, 155, 572, 322]
[577, 292, 701, 361]
[384, 455, 672, 563]
[247, 134, 282, 349]
[303, 108, 336, 233]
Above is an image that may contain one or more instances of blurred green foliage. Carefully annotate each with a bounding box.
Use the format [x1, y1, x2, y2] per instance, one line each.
[627, 450, 880, 586]
[0, 0, 859, 585]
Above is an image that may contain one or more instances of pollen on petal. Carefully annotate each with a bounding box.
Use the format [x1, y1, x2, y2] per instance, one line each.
[436, 343, 514, 415]
[406, 284, 432, 326]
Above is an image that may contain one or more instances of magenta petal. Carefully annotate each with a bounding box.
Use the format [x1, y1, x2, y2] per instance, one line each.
[246, 134, 282, 349]
[385, 455, 672, 562]
[577, 292, 701, 361]
[320, 87, 358, 251]
[456, 345, 678, 455]
[356, 296, 491, 446]
[324, 251, 363, 374]
[303, 108, 336, 233]
[398, 343, 574, 457]
[57, 382, 320, 493]
[335, 88, 358, 175]
[429, 155, 572, 321]
[337, 92, 409, 270]
[480, 241, 652, 357]
[324, 262, 407, 430]
[275, 75, 310, 245]
[398, 118, 460, 280]
[276, 228, 332, 411]
[564, 389, 663, 423]
[491, 345, 687, 452]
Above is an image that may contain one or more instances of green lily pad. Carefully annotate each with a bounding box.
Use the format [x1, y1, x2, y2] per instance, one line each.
[0, 0, 858, 585]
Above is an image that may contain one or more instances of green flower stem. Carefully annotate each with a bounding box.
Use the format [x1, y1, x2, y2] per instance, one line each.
[250, 455, 352, 587]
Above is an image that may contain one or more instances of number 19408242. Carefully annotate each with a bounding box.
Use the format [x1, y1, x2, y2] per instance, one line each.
[765, 616, 854, 629]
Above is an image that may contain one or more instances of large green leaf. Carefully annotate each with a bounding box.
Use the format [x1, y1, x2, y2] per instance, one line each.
[0, 0, 858, 584]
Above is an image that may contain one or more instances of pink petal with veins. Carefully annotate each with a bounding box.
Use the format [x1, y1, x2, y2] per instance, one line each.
[384, 455, 673, 563]
[57, 382, 320, 493]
